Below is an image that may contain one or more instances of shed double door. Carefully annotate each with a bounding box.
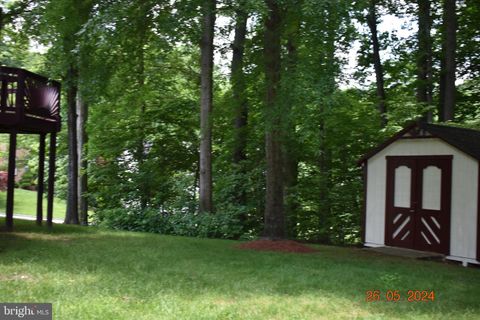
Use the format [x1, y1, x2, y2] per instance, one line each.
[385, 156, 452, 254]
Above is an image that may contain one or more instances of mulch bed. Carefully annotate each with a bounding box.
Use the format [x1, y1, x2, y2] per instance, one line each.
[237, 239, 318, 254]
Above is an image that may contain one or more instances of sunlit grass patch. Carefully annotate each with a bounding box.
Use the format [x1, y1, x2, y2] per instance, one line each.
[0, 219, 479, 319]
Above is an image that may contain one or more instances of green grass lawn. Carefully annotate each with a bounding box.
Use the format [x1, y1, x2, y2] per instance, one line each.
[0, 188, 66, 220]
[0, 221, 479, 319]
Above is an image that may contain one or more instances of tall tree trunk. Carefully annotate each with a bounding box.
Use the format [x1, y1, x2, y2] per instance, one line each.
[263, 0, 285, 239]
[317, 118, 331, 242]
[77, 93, 88, 225]
[62, 1, 93, 225]
[137, 46, 148, 210]
[231, 3, 248, 207]
[0, 7, 4, 34]
[135, 0, 149, 210]
[199, 0, 216, 213]
[439, 0, 457, 122]
[283, 22, 300, 236]
[417, 0, 433, 121]
[366, 0, 387, 127]
[65, 65, 79, 224]
[315, 4, 337, 243]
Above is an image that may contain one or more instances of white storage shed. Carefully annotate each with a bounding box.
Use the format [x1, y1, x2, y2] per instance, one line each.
[359, 121, 480, 266]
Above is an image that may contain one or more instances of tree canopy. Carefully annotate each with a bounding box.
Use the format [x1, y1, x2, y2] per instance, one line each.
[0, 0, 478, 242]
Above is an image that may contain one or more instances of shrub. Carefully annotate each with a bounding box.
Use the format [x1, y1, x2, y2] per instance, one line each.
[94, 207, 247, 240]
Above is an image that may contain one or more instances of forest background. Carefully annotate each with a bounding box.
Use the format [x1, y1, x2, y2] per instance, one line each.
[0, 0, 478, 243]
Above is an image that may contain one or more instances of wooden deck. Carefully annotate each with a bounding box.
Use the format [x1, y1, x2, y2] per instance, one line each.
[0, 66, 60, 230]
[0, 66, 60, 134]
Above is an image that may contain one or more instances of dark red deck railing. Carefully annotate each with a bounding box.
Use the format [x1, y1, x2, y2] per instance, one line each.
[0, 66, 60, 231]
[0, 66, 61, 133]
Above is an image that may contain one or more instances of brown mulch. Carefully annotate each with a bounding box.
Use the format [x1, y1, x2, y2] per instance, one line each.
[237, 239, 318, 254]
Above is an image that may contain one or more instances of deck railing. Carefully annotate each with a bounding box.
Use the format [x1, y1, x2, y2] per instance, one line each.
[0, 66, 61, 132]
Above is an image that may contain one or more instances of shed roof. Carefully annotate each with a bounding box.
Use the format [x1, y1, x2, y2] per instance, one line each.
[358, 121, 480, 164]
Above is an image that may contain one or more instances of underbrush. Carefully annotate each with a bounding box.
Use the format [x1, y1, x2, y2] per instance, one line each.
[94, 208, 255, 240]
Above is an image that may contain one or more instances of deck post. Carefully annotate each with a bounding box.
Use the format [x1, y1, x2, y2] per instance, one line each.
[6, 132, 17, 231]
[36, 133, 46, 225]
[47, 132, 56, 227]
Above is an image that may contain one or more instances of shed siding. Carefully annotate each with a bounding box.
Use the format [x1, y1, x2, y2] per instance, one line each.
[365, 138, 479, 260]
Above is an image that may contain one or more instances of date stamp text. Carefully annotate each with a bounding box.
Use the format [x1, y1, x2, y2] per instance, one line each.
[365, 290, 435, 302]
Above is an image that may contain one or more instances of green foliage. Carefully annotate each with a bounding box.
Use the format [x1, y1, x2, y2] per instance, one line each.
[2, 0, 478, 244]
[95, 208, 248, 240]
[456, 79, 480, 122]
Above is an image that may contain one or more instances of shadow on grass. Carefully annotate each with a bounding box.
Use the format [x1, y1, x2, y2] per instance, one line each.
[1, 218, 479, 318]
[0, 218, 95, 234]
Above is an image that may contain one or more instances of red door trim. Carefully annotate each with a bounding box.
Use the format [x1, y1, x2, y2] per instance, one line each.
[384, 157, 416, 249]
[384, 155, 452, 254]
[415, 157, 452, 255]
